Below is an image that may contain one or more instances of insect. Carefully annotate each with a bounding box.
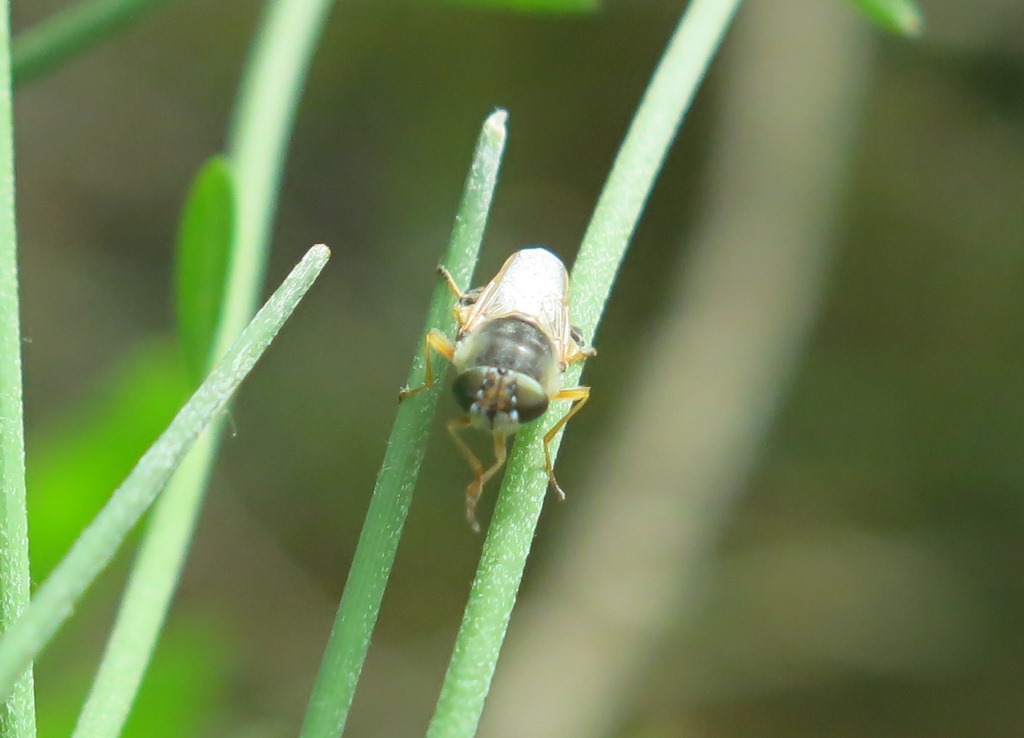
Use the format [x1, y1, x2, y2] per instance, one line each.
[399, 247, 596, 531]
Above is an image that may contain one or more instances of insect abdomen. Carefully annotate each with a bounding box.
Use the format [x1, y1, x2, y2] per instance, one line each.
[465, 317, 555, 382]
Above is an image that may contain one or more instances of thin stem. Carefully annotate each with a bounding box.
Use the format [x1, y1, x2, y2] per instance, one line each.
[426, 1, 742, 735]
[71, 1, 336, 735]
[69, 438, 219, 738]
[0, 245, 330, 704]
[299, 109, 508, 738]
[0, 245, 327, 704]
[0, 0, 36, 735]
[11, 0, 172, 85]
[223, 0, 336, 361]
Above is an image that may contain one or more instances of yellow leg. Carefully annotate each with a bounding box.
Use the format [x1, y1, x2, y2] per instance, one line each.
[565, 343, 597, 366]
[567, 325, 597, 365]
[438, 264, 483, 330]
[542, 386, 591, 500]
[467, 431, 508, 532]
[398, 329, 455, 400]
[436, 264, 464, 300]
[447, 416, 482, 476]
[447, 417, 508, 532]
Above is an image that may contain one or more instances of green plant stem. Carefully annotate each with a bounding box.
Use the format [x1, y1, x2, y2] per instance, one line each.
[0, 2, 36, 736]
[426, 1, 742, 735]
[0, 245, 330, 703]
[224, 0, 336, 352]
[11, 0, 172, 85]
[299, 109, 508, 738]
[69, 439, 219, 738]
[70, 2, 336, 736]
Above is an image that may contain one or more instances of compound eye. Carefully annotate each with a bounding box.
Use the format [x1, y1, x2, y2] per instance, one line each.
[452, 368, 487, 413]
[514, 375, 549, 423]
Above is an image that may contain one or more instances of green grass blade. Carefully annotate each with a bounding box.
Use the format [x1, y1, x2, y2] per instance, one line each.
[425, 1, 742, 735]
[299, 109, 508, 738]
[845, 0, 923, 37]
[70, 438, 220, 738]
[174, 157, 235, 384]
[0, 244, 330, 704]
[70, 1, 337, 734]
[0, 0, 36, 734]
[223, 0, 336, 360]
[11, 0, 173, 86]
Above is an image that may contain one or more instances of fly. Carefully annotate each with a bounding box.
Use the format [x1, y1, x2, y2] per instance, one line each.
[400, 247, 595, 531]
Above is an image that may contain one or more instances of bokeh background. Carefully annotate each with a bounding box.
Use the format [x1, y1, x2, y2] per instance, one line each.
[10, 0, 1024, 736]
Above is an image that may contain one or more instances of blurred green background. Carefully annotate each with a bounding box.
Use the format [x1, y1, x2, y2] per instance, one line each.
[10, 0, 1024, 736]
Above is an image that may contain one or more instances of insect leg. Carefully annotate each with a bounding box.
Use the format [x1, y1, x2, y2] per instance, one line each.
[447, 415, 482, 475]
[398, 329, 456, 400]
[542, 386, 591, 500]
[436, 264, 465, 300]
[447, 419, 507, 532]
[565, 344, 597, 365]
[437, 264, 484, 329]
[566, 326, 597, 365]
[465, 431, 508, 533]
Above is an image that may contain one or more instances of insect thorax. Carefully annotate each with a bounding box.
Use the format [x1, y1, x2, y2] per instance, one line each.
[452, 317, 561, 432]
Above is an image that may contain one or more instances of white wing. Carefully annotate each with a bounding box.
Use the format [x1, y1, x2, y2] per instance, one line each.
[462, 248, 573, 358]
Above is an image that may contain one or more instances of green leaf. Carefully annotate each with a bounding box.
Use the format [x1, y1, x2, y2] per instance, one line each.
[444, 0, 598, 13]
[175, 157, 235, 383]
[846, 0, 923, 37]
